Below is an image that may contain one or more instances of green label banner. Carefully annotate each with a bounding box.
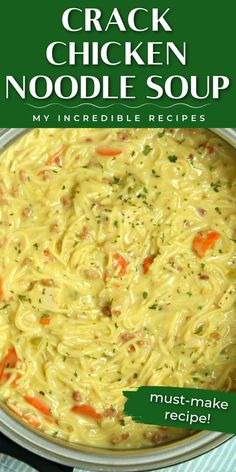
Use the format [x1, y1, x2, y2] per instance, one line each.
[0, 0, 235, 127]
[123, 387, 236, 434]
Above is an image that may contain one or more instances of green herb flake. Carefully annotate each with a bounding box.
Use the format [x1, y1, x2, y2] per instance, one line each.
[0, 304, 10, 310]
[168, 155, 178, 163]
[210, 181, 221, 193]
[149, 304, 157, 310]
[119, 419, 125, 426]
[194, 325, 204, 335]
[142, 145, 152, 156]
[143, 292, 148, 299]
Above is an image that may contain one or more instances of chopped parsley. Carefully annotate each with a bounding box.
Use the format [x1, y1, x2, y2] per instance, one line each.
[158, 131, 165, 138]
[143, 292, 148, 299]
[149, 303, 157, 310]
[18, 294, 31, 303]
[168, 155, 178, 163]
[194, 325, 204, 335]
[142, 145, 152, 156]
[210, 181, 221, 192]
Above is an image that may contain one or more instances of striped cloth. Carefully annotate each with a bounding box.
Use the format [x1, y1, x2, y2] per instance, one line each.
[0, 437, 235, 471]
[0, 454, 38, 472]
[74, 436, 236, 472]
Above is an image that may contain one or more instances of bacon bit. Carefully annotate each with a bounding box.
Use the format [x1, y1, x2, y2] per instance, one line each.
[22, 257, 31, 266]
[188, 154, 194, 161]
[193, 230, 221, 258]
[84, 269, 100, 280]
[111, 309, 121, 317]
[151, 432, 160, 444]
[96, 148, 122, 157]
[60, 196, 70, 207]
[43, 249, 51, 257]
[103, 408, 118, 418]
[40, 317, 51, 325]
[128, 344, 135, 353]
[0, 238, 6, 249]
[50, 223, 59, 233]
[47, 146, 66, 166]
[137, 340, 144, 347]
[80, 226, 89, 240]
[41, 279, 55, 287]
[38, 170, 50, 181]
[102, 303, 112, 317]
[85, 137, 93, 143]
[113, 252, 127, 276]
[199, 274, 209, 280]
[104, 270, 110, 282]
[121, 333, 135, 342]
[22, 207, 32, 218]
[117, 131, 130, 141]
[143, 255, 155, 274]
[177, 266, 183, 272]
[72, 391, 82, 402]
[19, 170, 27, 183]
[11, 186, 19, 197]
[72, 404, 102, 420]
[197, 207, 206, 217]
[207, 146, 214, 154]
[201, 193, 208, 200]
[24, 396, 51, 416]
[111, 432, 129, 444]
[168, 257, 175, 265]
[211, 332, 221, 340]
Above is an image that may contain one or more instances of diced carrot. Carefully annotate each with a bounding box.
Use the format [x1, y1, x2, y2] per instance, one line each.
[46, 146, 66, 166]
[143, 256, 155, 274]
[24, 396, 51, 416]
[207, 146, 214, 154]
[0, 348, 19, 384]
[211, 332, 221, 340]
[72, 404, 102, 420]
[95, 148, 122, 157]
[43, 249, 51, 257]
[40, 317, 51, 325]
[113, 253, 127, 276]
[4, 348, 18, 369]
[192, 230, 221, 258]
[0, 277, 4, 299]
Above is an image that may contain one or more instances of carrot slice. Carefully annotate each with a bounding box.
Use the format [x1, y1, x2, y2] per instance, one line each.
[46, 146, 66, 166]
[113, 253, 127, 276]
[72, 404, 102, 420]
[40, 317, 51, 325]
[24, 396, 51, 416]
[0, 348, 19, 384]
[143, 256, 155, 274]
[0, 277, 4, 299]
[96, 148, 122, 157]
[193, 230, 221, 258]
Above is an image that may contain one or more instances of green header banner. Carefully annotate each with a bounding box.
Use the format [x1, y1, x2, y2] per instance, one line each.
[123, 387, 236, 434]
[0, 0, 235, 127]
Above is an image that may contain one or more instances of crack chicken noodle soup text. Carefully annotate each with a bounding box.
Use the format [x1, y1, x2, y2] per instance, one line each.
[0, 128, 235, 448]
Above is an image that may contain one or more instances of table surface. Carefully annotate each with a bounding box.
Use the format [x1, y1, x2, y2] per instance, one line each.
[0, 433, 73, 472]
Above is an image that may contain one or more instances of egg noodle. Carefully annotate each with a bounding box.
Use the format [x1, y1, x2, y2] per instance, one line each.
[0, 128, 235, 448]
